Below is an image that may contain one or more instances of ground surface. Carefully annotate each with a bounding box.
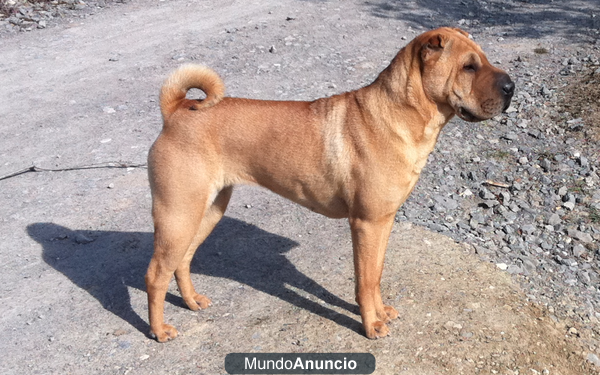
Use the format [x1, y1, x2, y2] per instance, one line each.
[1, 0, 600, 374]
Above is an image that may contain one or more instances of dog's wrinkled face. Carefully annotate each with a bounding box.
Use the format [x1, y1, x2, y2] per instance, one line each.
[419, 28, 514, 122]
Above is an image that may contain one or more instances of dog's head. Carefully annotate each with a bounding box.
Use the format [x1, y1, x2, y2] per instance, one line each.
[416, 27, 514, 122]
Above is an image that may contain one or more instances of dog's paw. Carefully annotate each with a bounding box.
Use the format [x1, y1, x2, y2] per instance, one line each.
[376, 304, 398, 323]
[384, 305, 399, 320]
[151, 323, 179, 343]
[184, 293, 212, 311]
[364, 321, 390, 339]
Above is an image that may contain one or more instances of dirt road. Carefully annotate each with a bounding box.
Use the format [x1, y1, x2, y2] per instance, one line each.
[1, 0, 598, 374]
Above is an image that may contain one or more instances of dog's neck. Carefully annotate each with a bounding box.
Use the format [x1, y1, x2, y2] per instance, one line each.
[360, 48, 455, 147]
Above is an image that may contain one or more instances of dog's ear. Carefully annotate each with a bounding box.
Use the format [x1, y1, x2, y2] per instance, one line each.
[452, 28, 469, 37]
[421, 34, 446, 63]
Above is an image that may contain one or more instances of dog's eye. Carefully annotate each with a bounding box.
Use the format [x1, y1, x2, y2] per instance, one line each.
[464, 64, 477, 72]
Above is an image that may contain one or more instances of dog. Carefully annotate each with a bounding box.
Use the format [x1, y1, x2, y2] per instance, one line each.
[145, 27, 514, 342]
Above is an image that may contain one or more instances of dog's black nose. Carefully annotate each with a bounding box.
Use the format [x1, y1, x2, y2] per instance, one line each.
[503, 81, 515, 97]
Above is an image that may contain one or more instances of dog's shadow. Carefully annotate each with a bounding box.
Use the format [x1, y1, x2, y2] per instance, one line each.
[27, 217, 361, 337]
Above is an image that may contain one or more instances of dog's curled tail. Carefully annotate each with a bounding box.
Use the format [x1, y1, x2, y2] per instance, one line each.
[159, 64, 225, 118]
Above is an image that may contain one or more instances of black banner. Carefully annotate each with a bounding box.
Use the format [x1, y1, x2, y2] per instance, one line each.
[225, 353, 376, 374]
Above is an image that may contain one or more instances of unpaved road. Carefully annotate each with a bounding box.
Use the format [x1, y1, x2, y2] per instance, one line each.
[1, 0, 599, 374]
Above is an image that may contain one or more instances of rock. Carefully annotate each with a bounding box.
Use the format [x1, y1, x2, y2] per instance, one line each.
[546, 213, 561, 226]
[521, 224, 536, 235]
[432, 195, 459, 211]
[540, 159, 552, 172]
[74, 233, 94, 244]
[558, 186, 568, 196]
[496, 263, 508, 271]
[562, 201, 575, 210]
[587, 353, 600, 367]
[521, 259, 537, 274]
[541, 85, 552, 97]
[579, 271, 592, 285]
[567, 229, 593, 244]
[479, 189, 495, 200]
[480, 200, 498, 209]
[573, 244, 587, 257]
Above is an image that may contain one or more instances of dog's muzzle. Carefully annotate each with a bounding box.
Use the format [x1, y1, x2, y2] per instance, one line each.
[497, 73, 515, 112]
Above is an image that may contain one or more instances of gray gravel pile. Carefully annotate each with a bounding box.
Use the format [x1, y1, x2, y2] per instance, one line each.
[0, 0, 124, 32]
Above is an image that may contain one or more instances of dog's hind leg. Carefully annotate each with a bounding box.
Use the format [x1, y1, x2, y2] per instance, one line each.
[146, 186, 233, 342]
[175, 186, 233, 312]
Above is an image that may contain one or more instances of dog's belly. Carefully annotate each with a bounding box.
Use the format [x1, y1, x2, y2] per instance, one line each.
[252, 173, 350, 218]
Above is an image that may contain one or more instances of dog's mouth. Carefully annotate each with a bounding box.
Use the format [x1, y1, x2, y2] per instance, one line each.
[457, 107, 484, 122]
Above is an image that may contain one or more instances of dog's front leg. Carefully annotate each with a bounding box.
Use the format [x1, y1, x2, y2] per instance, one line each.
[350, 213, 399, 339]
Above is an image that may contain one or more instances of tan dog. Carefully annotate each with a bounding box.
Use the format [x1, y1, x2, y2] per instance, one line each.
[146, 27, 514, 342]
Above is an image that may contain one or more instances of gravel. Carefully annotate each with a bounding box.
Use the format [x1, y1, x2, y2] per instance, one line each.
[0, 0, 125, 33]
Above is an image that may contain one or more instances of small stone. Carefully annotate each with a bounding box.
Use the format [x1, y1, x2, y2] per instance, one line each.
[481, 200, 499, 208]
[107, 183, 115, 189]
[579, 271, 592, 285]
[459, 188, 473, 197]
[562, 201, 575, 210]
[139, 354, 150, 361]
[499, 191, 511, 205]
[587, 353, 600, 367]
[113, 329, 128, 336]
[558, 186, 568, 196]
[573, 244, 587, 257]
[541, 86, 552, 97]
[547, 213, 561, 225]
[496, 263, 508, 271]
[507, 265, 522, 274]
[444, 321, 462, 331]
[74, 233, 94, 244]
[568, 229, 593, 244]
[479, 189, 495, 200]
[558, 257, 577, 267]
[522, 259, 537, 274]
[568, 327, 578, 335]
[521, 224, 536, 234]
[540, 159, 552, 172]
[103, 106, 116, 114]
